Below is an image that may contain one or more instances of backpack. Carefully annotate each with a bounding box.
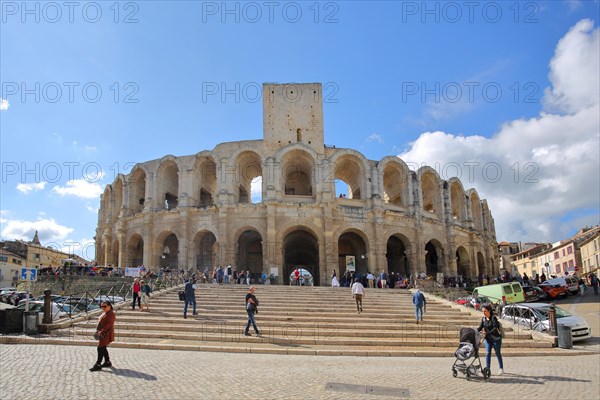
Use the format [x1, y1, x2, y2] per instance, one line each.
[497, 319, 505, 338]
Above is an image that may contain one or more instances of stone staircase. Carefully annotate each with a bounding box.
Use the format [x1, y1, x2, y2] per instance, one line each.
[38, 284, 560, 357]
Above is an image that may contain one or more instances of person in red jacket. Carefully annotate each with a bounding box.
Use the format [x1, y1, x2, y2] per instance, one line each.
[90, 301, 116, 371]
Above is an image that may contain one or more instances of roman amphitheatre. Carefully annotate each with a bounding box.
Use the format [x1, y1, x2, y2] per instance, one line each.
[95, 83, 498, 285]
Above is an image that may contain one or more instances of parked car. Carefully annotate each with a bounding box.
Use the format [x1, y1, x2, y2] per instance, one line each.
[537, 282, 568, 299]
[500, 303, 591, 342]
[472, 282, 525, 304]
[532, 286, 548, 300]
[4, 292, 33, 306]
[16, 301, 76, 319]
[94, 295, 125, 304]
[522, 285, 543, 302]
[542, 276, 579, 296]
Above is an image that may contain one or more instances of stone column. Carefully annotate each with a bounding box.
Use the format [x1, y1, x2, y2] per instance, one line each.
[117, 230, 126, 268]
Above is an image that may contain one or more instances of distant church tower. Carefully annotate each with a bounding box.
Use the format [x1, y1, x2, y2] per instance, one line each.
[31, 230, 41, 245]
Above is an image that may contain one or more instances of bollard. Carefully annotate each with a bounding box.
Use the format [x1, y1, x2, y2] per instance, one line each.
[42, 289, 53, 324]
[548, 303, 558, 337]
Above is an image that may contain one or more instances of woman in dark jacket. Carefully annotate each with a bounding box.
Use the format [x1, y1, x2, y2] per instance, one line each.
[90, 301, 116, 371]
[477, 305, 504, 375]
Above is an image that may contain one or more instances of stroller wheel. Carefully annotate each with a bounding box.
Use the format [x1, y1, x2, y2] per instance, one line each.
[452, 369, 458, 378]
[483, 367, 491, 380]
[465, 370, 471, 380]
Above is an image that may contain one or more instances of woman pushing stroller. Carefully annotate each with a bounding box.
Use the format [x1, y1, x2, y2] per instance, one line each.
[477, 305, 504, 375]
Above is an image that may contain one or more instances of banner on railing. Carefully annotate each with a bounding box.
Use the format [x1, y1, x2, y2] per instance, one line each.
[125, 267, 141, 277]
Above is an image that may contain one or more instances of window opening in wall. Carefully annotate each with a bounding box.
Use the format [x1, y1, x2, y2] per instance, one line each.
[199, 188, 213, 207]
[165, 192, 178, 210]
[297, 128, 302, 142]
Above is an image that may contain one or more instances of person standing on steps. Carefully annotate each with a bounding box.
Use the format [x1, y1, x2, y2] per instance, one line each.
[412, 286, 426, 324]
[244, 286, 261, 337]
[351, 278, 365, 313]
[90, 301, 115, 372]
[183, 279, 197, 319]
[131, 278, 141, 310]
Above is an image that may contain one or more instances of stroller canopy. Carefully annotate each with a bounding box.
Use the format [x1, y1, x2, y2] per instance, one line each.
[459, 327, 479, 347]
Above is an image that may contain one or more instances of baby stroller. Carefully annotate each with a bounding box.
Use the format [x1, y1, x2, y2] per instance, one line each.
[451, 327, 491, 380]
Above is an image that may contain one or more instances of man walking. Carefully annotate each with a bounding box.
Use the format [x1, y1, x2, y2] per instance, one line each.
[412, 286, 426, 324]
[351, 278, 365, 313]
[183, 279, 197, 319]
[591, 273, 599, 295]
[244, 286, 261, 337]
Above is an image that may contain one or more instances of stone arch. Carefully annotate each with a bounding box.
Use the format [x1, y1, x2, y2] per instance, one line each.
[193, 153, 217, 208]
[279, 148, 316, 197]
[232, 150, 263, 203]
[424, 239, 444, 276]
[419, 167, 443, 217]
[155, 231, 179, 269]
[236, 229, 264, 278]
[386, 233, 412, 276]
[126, 233, 144, 267]
[157, 158, 180, 210]
[477, 251, 486, 277]
[482, 200, 492, 232]
[282, 228, 320, 285]
[330, 150, 370, 200]
[128, 166, 147, 215]
[448, 178, 466, 222]
[467, 189, 483, 231]
[456, 246, 471, 278]
[337, 229, 369, 275]
[193, 230, 217, 271]
[379, 156, 410, 207]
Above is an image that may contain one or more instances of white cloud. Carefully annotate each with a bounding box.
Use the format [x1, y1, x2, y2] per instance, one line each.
[16, 182, 46, 194]
[399, 19, 600, 243]
[1, 218, 74, 243]
[365, 133, 384, 143]
[85, 203, 99, 213]
[543, 19, 600, 114]
[0, 98, 8, 111]
[52, 178, 104, 199]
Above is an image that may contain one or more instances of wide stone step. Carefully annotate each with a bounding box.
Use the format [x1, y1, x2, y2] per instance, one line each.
[72, 321, 531, 340]
[63, 327, 551, 348]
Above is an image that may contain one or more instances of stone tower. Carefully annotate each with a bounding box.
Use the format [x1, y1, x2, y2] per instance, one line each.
[262, 83, 325, 154]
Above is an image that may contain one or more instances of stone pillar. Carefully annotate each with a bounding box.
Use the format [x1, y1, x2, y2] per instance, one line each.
[144, 172, 155, 212]
[117, 230, 126, 268]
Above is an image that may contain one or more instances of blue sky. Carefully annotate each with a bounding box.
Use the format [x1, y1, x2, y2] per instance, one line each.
[1, 0, 599, 260]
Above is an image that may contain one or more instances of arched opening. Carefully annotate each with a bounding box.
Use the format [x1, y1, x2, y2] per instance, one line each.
[477, 252, 486, 277]
[425, 240, 443, 277]
[288, 268, 314, 286]
[159, 233, 179, 269]
[194, 158, 217, 208]
[282, 149, 314, 197]
[158, 160, 179, 210]
[338, 231, 368, 275]
[421, 172, 440, 214]
[129, 169, 146, 215]
[449, 181, 466, 221]
[194, 231, 217, 271]
[334, 156, 363, 199]
[456, 246, 471, 278]
[236, 151, 262, 204]
[237, 230, 263, 278]
[383, 163, 408, 206]
[386, 234, 410, 276]
[283, 230, 319, 285]
[126, 234, 144, 267]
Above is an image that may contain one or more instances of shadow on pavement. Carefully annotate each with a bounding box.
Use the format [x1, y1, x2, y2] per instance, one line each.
[486, 373, 591, 385]
[106, 368, 157, 381]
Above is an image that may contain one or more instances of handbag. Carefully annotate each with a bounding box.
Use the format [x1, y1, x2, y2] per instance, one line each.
[93, 331, 101, 340]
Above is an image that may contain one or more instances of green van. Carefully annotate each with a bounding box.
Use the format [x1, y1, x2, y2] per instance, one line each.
[472, 282, 525, 304]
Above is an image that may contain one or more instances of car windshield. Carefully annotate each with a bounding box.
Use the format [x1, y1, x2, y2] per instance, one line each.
[533, 305, 572, 320]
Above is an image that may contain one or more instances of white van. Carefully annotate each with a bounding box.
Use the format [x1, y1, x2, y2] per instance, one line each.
[542, 276, 579, 295]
